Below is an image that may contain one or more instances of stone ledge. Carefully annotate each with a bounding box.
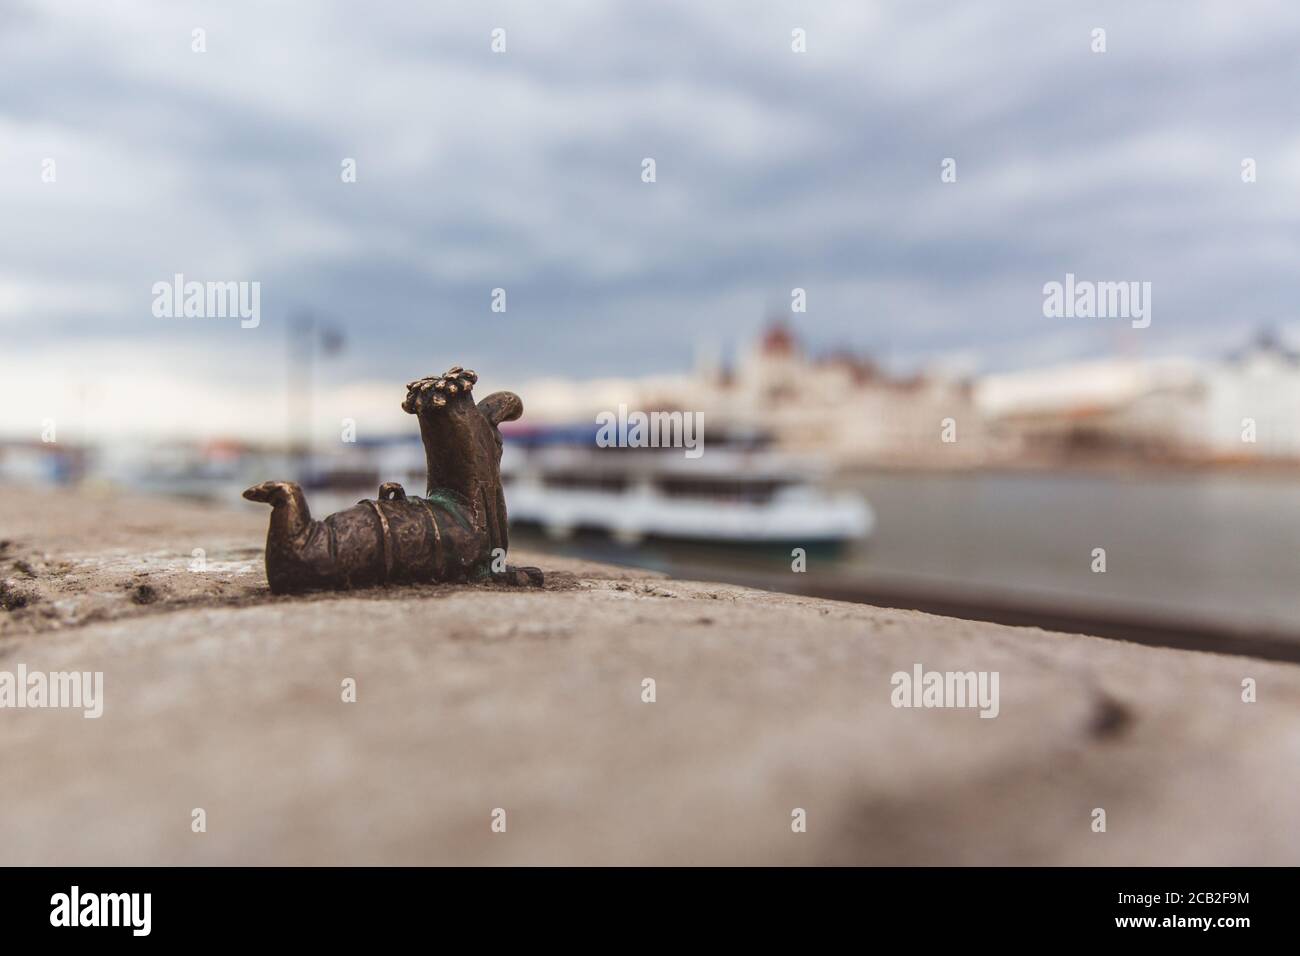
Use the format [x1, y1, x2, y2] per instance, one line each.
[0, 486, 1295, 864]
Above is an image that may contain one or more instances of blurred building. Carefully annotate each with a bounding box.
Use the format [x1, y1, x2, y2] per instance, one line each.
[1201, 331, 1300, 460]
[671, 321, 996, 467]
[976, 330, 1300, 464]
[976, 357, 1205, 461]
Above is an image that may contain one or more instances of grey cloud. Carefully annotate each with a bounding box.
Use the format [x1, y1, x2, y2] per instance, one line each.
[2, 0, 1299, 396]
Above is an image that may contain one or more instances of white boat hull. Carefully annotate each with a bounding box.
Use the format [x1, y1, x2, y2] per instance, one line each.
[506, 483, 873, 545]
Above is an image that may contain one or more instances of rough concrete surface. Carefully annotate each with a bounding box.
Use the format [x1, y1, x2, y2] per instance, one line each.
[0, 484, 1296, 865]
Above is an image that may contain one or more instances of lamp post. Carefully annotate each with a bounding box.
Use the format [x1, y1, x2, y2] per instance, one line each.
[287, 310, 345, 481]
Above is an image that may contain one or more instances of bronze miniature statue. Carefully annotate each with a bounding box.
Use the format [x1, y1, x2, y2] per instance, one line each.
[244, 366, 542, 594]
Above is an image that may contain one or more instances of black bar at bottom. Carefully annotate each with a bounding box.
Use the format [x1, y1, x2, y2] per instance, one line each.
[0, 866, 1282, 941]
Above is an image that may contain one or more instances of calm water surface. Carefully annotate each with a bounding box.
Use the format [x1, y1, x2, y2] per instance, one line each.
[517, 470, 1300, 631]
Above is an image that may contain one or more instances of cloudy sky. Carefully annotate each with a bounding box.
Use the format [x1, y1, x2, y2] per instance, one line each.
[2, 0, 1299, 439]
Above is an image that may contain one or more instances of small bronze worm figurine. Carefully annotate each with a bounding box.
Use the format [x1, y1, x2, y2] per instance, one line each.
[244, 366, 542, 594]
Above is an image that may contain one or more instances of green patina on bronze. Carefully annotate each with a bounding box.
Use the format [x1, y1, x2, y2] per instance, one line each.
[424, 489, 475, 534]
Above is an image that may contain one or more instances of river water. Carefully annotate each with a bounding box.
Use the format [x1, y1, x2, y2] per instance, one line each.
[516, 470, 1300, 634]
[845, 470, 1300, 629]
